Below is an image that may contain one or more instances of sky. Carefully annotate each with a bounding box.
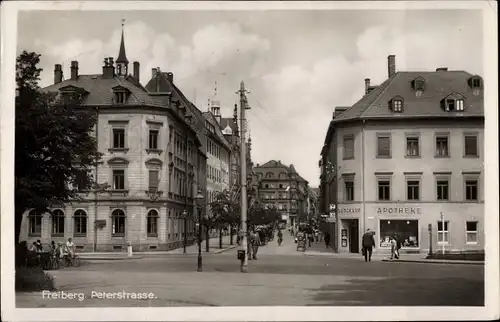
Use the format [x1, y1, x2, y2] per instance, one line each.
[17, 9, 483, 187]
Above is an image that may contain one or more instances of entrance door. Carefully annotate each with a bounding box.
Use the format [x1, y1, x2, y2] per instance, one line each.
[349, 219, 359, 253]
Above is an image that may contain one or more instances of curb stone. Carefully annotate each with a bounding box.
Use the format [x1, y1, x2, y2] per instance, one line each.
[381, 259, 484, 265]
[213, 245, 238, 254]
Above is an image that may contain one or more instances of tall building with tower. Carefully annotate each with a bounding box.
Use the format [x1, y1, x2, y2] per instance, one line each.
[20, 22, 207, 252]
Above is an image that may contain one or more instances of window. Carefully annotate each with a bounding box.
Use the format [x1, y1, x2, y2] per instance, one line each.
[471, 78, 481, 88]
[380, 220, 419, 248]
[464, 135, 478, 157]
[407, 180, 420, 201]
[445, 99, 455, 111]
[74, 210, 87, 236]
[111, 209, 126, 237]
[436, 179, 449, 200]
[377, 135, 391, 158]
[406, 136, 419, 157]
[393, 100, 403, 112]
[437, 221, 449, 244]
[465, 179, 478, 201]
[345, 180, 354, 201]
[112, 129, 125, 148]
[149, 130, 159, 150]
[147, 210, 159, 237]
[415, 80, 425, 91]
[149, 170, 159, 190]
[466, 221, 478, 244]
[378, 180, 391, 201]
[436, 135, 449, 157]
[343, 135, 354, 159]
[456, 99, 464, 111]
[113, 169, 125, 190]
[114, 92, 126, 104]
[28, 210, 43, 236]
[74, 170, 88, 191]
[51, 209, 65, 236]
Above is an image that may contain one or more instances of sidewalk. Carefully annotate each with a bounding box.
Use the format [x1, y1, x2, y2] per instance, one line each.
[78, 234, 237, 260]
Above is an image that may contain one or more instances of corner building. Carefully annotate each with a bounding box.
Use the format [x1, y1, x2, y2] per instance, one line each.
[320, 55, 484, 254]
[19, 27, 208, 251]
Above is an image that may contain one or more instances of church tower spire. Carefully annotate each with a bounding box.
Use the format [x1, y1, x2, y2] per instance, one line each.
[116, 19, 129, 77]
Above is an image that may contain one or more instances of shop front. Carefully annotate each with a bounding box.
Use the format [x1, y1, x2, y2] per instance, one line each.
[337, 205, 362, 253]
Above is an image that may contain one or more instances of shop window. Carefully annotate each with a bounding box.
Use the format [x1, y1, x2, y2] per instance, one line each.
[466, 221, 478, 244]
[51, 209, 65, 237]
[111, 209, 126, 237]
[73, 209, 87, 237]
[377, 180, 391, 201]
[147, 210, 159, 237]
[464, 134, 478, 157]
[435, 135, 449, 157]
[436, 179, 449, 201]
[28, 210, 43, 236]
[437, 221, 449, 244]
[379, 220, 419, 248]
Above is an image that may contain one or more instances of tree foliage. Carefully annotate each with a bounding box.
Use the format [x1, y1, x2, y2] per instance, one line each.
[248, 202, 281, 227]
[15, 50, 102, 242]
[207, 189, 239, 228]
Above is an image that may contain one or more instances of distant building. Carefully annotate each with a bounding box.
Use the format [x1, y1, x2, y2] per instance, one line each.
[320, 55, 484, 254]
[253, 160, 309, 227]
[20, 24, 207, 252]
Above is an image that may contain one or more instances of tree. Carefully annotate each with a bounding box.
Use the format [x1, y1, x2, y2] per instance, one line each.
[248, 202, 281, 228]
[15, 51, 102, 244]
[209, 189, 238, 249]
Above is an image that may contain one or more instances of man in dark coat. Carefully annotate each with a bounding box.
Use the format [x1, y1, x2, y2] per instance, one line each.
[362, 229, 376, 262]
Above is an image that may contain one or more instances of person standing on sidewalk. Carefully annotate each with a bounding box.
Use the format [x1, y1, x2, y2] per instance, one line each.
[362, 229, 375, 262]
[324, 231, 331, 249]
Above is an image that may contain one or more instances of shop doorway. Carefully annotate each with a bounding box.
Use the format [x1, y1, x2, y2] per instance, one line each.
[348, 219, 359, 253]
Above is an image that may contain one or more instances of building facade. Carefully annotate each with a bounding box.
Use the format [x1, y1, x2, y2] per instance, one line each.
[320, 55, 484, 254]
[20, 26, 207, 252]
[253, 160, 309, 227]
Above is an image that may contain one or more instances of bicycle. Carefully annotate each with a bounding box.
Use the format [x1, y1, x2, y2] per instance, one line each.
[63, 252, 81, 267]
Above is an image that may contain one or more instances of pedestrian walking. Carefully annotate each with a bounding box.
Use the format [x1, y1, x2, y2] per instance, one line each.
[324, 231, 331, 248]
[314, 229, 319, 243]
[390, 236, 399, 260]
[251, 229, 262, 260]
[361, 229, 375, 262]
[277, 230, 283, 246]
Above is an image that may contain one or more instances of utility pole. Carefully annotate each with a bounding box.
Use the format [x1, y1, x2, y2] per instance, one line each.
[237, 81, 250, 273]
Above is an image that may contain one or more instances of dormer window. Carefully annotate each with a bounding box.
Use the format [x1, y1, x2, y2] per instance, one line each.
[469, 76, 482, 89]
[389, 96, 404, 113]
[414, 80, 425, 91]
[112, 85, 130, 105]
[442, 92, 466, 112]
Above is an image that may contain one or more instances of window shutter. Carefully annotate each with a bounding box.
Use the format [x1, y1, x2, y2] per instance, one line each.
[344, 137, 354, 158]
[149, 170, 159, 189]
[378, 137, 390, 156]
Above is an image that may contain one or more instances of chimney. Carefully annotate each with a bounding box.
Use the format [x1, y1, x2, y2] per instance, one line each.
[54, 64, 63, 84]
[166, 72, 174, 83]
[364, 78, 370, 95]
[155, 67, 161, 92]
[152, 68, 157, 78]
[70, 61, 79, 81]
[102, 58, 113, 78]
[388, 55, 396, 77]
[436, 67, 448, 72]
[133, 61, 140, 81]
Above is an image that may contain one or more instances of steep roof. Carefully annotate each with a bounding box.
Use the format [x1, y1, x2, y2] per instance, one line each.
[145, 72, 207, 156]
[202, 111, 231, 151]
[43, 74, 161, 107]
[333, 70, 484, 124]
[220, 117, 239, 136]
[116, 29, 129, 64]
[255, 160, 308, 184]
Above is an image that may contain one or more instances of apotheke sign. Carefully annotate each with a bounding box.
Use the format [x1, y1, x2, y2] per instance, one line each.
[377, 207, 421, 214]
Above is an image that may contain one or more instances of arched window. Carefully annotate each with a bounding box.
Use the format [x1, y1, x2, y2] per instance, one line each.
[266, 172, 274, 178]
[28, 210, 43, 236]
[74, 210, 87, 237]
[147, 210, 159, 237]
[51, 209, 65, 236]
[111, 209, 126, 237]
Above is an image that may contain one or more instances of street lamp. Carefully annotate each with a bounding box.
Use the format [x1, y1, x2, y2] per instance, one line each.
[194, 189, 205, 272]
[182, 210, 188, 254]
